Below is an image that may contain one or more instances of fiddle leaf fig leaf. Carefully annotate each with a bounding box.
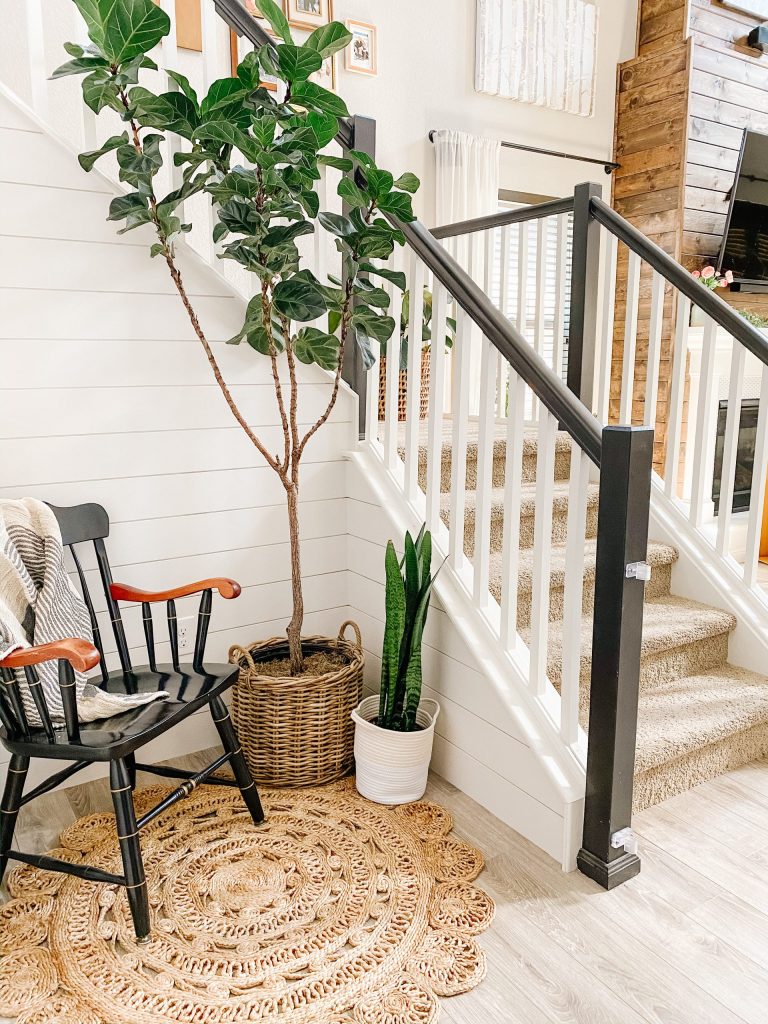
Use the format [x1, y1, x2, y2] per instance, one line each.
[305, 22, 353, 58]
[107, 191, 152, 232]
[248, 0, 292, 43]
[293, 327, 340, 370]
[167, 70, 199, 107]
[377, 190, 415, 222]
[273, 271, 328, 322]
[318, 212, 356, 238]
[290, 81, 349, 118]
[78, 131, 129, 172]
[318, 154, 353, 172]
[276, 44, 323, 82]
[50, 55, 109, 79]
[394, 172, 420, 194]
[81, 68, 122, 113]
[366, 169, 394, 201]
[359, 262, 407, 291]
[352, 306, 396, 343]
[74, 0, 170, 64]
[129, 87, 199, 138]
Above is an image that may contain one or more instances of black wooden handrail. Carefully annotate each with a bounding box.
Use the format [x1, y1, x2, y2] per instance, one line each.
[393, 217, 604, 466]
[591, 197, 768, 369]
[431, 196, 575, 240]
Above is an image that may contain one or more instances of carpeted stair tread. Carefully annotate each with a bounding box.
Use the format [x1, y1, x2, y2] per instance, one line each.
[635, 665, 768, 774]
[441, 479, 601, 524]
[534, 595, 735, 691]
[490, 536, 678, 599]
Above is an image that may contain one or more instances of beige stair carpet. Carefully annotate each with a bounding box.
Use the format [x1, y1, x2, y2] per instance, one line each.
[420, 423, 768, 810]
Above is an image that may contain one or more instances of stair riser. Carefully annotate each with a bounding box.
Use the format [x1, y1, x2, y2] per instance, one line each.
[418, 446, 572, 494]
[558, 632, 732, 721]
[633, 720, 768, 811]
[511, 561, 673, 631]
[454, 501, 599, 556]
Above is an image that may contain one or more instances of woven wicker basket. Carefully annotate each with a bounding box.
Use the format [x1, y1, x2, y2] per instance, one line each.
[229, 621, 364, 788]
[378, 348, 430, 422]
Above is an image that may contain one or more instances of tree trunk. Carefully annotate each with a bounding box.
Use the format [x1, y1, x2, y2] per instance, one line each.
[286, 484, 304, 674]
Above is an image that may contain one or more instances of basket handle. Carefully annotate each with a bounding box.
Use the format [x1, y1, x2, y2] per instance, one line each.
[337, 620, 362, 650]
[229, 643, 257, 672]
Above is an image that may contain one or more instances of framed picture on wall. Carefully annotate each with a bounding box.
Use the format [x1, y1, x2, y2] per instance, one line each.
[310, 53, 337, 91]
[345, 20, 376, 76]
[286, 0, 332, 30]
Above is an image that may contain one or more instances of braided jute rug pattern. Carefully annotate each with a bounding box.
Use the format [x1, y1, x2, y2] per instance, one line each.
[0, 777, 495, 1024]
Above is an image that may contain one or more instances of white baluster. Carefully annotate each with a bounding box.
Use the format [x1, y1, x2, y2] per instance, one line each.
[664, 294, 691, 499]
[201, 0, 221, 91]
[516, 222, 529, 334]
[553, 213, 568, 382]
[383, 251, 404, 472]
[690, 315, 719, 528]
[534, 218, 547, 364]
[530, 409, 558, 694]
[449, 307, 471, 570]
[561, 446, 589, 744]
[366, 338, 381, 446]
[426, 281, 449, 533]
[644, 270, 665, 429]
[474, 336, 497, 605]
[159, 0, 183, 195]
[619, 249, 641, 424]
[744, 364, 768, 590]
[716, 340, 746, 557]
[500, 370, 526, 649]
[500, 225, 512, 320]
[26, 0, 49, 120]
[596, 231, 618, 423]
[404, 258, 426, 502]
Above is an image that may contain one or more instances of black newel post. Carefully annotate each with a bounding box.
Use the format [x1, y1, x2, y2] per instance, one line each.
[577, 424, 654, 889]
[567, 181, 603, 411]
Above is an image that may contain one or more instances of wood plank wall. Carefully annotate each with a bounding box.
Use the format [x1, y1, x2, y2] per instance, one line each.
[611, 19, 691, 469]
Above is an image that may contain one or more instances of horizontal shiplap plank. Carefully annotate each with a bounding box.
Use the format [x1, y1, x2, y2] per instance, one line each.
[0, 236, 231, 297]
[0, 384, 348, 437]
[0, 422, 354, 486]
[0, 339, 330, 387]
[0, 289, 244, 340]
[0, 461, 348, 523]
[0, 95, 42, 132]
[0, 182, 156, 245]
[0, 126, 112, 192]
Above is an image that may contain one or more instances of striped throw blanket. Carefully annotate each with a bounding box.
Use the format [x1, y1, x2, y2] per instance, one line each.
[0, 499, 167, 726]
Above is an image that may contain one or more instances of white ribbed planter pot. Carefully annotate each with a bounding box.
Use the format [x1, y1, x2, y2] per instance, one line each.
[352, 694, 440, 804]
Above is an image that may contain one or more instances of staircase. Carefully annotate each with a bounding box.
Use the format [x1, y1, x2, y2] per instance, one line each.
[423, 426, 768, 811]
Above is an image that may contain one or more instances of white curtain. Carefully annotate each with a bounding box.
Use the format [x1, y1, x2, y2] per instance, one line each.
[433, 129, 501, 228]
[433, 131, 501, 414]
[476, 0, 598, 117]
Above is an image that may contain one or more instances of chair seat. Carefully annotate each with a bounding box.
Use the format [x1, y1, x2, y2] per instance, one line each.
[1, 662, 239, 761]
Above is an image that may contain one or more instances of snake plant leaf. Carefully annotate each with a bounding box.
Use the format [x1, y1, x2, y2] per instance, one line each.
[402, 582, 432, 731]
[380, 540, 406, 727]
[305, 22, 353, 59]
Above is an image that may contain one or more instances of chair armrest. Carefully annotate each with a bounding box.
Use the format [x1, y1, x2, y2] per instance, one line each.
[0, 638, 100, 673]
[109, 578, 242, 603]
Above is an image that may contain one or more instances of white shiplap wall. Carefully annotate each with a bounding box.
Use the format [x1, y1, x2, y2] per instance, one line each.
[0, 92, 356, 789]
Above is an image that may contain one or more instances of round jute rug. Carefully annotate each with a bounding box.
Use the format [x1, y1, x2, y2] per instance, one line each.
[0, 777, 495, 1024]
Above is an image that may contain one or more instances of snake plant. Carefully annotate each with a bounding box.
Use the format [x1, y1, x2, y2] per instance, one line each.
[378, 526, 439, 732]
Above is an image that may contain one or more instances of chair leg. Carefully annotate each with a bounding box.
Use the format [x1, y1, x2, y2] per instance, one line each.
[0, 754, 28, 884]
[126, 753, 137, 791]
[110, 758, 151, 943]
[209, 695, 265, 827]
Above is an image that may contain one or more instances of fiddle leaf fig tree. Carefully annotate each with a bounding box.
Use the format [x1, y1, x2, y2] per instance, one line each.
[55, 0, 419, 674]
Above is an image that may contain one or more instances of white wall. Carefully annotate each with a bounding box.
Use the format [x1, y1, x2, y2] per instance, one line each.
[0, 90, 356, 789]
[332, 0, 639, 220]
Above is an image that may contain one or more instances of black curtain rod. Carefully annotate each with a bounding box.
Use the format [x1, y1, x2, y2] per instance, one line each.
[427, 130, 620, 175]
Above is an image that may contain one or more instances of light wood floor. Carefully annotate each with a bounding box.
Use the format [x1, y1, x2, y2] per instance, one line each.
[5, 751, 768, 1023]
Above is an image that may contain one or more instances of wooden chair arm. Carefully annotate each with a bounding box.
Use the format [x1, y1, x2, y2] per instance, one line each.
[0, 638, 100, 673]
[109, 578, 242, 603]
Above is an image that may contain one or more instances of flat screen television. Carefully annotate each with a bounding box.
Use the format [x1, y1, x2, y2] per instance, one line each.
[718, 129, 768, 287]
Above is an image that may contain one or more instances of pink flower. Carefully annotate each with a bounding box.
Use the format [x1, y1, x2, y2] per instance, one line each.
[702, 266, 716, 278]
[718, 279, 728, 287]
[691, 270, 701, 278]
[725, 270, 734, 283]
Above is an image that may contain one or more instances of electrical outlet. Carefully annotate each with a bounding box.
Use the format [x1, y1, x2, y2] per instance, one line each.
[178, 616, 195, 654]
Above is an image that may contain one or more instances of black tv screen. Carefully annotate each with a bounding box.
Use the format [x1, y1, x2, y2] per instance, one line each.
[718, 130, 768, 285]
